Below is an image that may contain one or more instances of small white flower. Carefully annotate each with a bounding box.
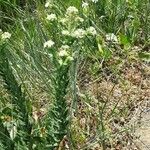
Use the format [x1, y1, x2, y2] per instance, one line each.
[1, 32, 11, 40]
[58, 45, 70, 57]
[106, 33, 118, 43]
[86, 26, 97, 36]
[72, 29, 86, 38]
[59, 18, 68, 24]
[92, 0, 98, 3]
[45, 2, 50, 8]
[46, 14, 57, 21]
[62, 30, 70, 36]
[82, 2, 89, 8]
[0, 29, 2, 33]
[67, 56, 74, 61]
[58, 50, 68, 57]
[76, 17, 84, 22]
[60, 45, 70, 50]
[44, 40, 55, 48]
[66, 6, 78, 16]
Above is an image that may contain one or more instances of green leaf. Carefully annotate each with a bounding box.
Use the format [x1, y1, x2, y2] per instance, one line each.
[119, 34, 130, 48]
[138, 52, 150, 62]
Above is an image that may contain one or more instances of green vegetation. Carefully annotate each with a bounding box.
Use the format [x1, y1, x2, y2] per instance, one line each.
[0, 0, 149, 149]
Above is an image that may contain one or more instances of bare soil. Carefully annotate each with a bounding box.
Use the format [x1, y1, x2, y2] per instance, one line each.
[134, 107, 150, 150]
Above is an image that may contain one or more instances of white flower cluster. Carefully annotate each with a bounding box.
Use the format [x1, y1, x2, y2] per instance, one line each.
[62, 30, 70, 36]
[59, 18, 68, 24]
[66, 6, 79, 16]
[46, 14, 57, 21]
[58, 50, 68, 57]
[45, 1, 53, 8]
[86, 26, 97, 36]
[60, 6, 97, 39]
[1, 31, 11, 40]
[60, 45, 70, 50]
[61, 26, 97, 39]
[105, 33, 118, 43]
[72, 29, 86, 38]
[2, 32, 11, 39]
[60, 15, 84, 26]
[75, 17, 84, 23]
[82, 2, 89, 8]
[58, 45, 70, 57]
[58, 45, 74, 65]
[45, 2, 50, 8]
[44, 40, 55, 48]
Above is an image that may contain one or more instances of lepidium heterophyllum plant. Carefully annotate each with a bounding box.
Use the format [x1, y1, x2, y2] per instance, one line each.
[42, 1, 97, 149]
